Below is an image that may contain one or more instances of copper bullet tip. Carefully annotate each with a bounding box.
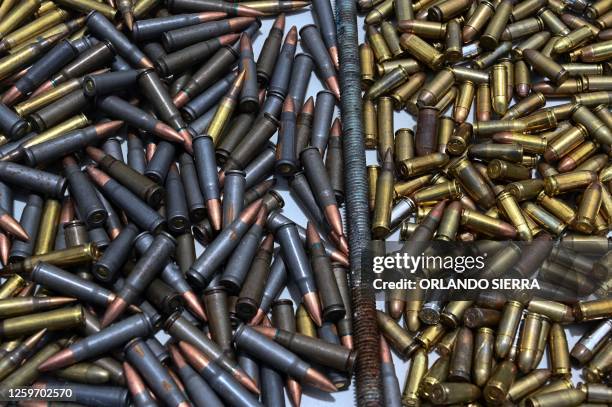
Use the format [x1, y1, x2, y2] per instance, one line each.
[286, 26, 298, 45]
[240, 33, 252, 51]
[249, 308, 266, 325]
[0, 213, 29, 242]
[207, 198, 222, 231]
[100, 296, 128, 328]
[302, 97, 314, 115]
[302, 291, 323, 327]
[0, 233, 10, 266]
[428, 200, 447, 220]
[283, 96, 295, 112]
[328, 46, 339, 71]
[30, 80, 53, 98]
[234, 369, 261, 394]
[85, 146, 106, 163]
[37, 348, 75, 372]
[261, 233, 274, 251]
[95, 120, 124, 136]
[557, 157, 576, 172]
[331, 118, 342, 137]
[168, 343, 187, 368]
[324, 204, 345, 240]
[305, 222, 321, 246]
[173, 91, 190, 108]
[380, 335, 392, 362]
[154, 122, 185, 144]
[237, 4, 264, 17]
[239, 199, 264, 225]
[325, 76, 341, 100]
[287, 379, 303, 407]
[251, 325, 276, 339]
[330, 249, 349, 267]
[86, 165, 111, 187]
[387, 300, 405, 320]
[123, 362, 148, 395]
[182, 290, 208, 321]
[274, 13, 286, 31]
[304, 367, 337, 392]
[1, 86, 22, 105]
[123, 12, 134, 31]
[341, 335, 353, 350]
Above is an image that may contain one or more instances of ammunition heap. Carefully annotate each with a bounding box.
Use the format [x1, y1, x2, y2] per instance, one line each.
[360, 0, 612, 405]
[0, 0, 605, 405]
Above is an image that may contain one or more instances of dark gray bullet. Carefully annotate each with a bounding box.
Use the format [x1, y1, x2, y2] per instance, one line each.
[326, 119, 344, 205]
[127, 133, 146, 174]
[295, 97, 314, 158]
[244, 142, 276, 189]
[251, 253, 287, 324]
[0, 162, 66, 198]
[178, 153, 206, 222]
[223, 113, 279, 172]
[29, 90, 89, 132]
[203, 286, 234, 359]
[223, 169, 246, 228]
[263, 26, 298, 115]
[103, 136, 125, 162]
[275, 97, 298, 176]
[165, 164, 190, 234]
[86, 11, 154, 69]
[144, 141, 175, 184]
[93, 223, 138, 282]
[290, 171, 327, 228]
[29, 262, 116, 307]
[233, 324, 336, 392]
[124, 338, 190, 407]
[83, 70, 141, 97]
[186, 199, 263, 287]
[87, 166, 166, 233]
[288, 53, 314, 113]
[311, 0, 339, 68]
[50, 39, 116, 87]
[310, 90, 335, 155]
[132, 12, 225, 42]
[63, 156, 107, 229]
[192, 134, 222, 231]
[9, 194, 42, 262]
[256, 14, 285, 85]
[145, 278, 182, 316]
[238, 34, 259, 113]
[182, 71, 236, 121]
[168, 343, 224, 407]
[37, 313, 154, 372]
[162, 17, 255, 51]
[0, 103, 27, 140]
[236, 235, 275, 321]
[299, 25, 340, 99]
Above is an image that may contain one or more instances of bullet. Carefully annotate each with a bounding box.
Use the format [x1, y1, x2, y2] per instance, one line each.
[187, 199, 263, 287]
[491, 63, 508, 115]
[172, 19, 260, 108]
[123, 362, 158, 407]
[297, 25, 340, 99]
[495, 300, 523, 359]
[418, 69, 455, 108]
[0, 161, 67, 199]
[480, 0, 513, 49]
[300, 147, 345, 241]
[234, 235, 274, 321]
[447, 327, 473, 382]
[502, 16, 545, 41]
[234, 323, 336, 392]
[218, 206, 266, 293]
[167, 344, 224, 407]
[255, 324, 355, 373]
[372, 149, 394, 237]
[267, 211, 323, 326]
[523, 48, 569, 86]
[222, 113, 279, 173]
[87, 166, 165, 233]
[488, 159, 531, 182]
[399, 33, 444, 70]
[162, 17, 254, 51]
[0, 328, 46, 381]
[378, 336, 401, 407]
[483, 360, 517, 405]
[574, 298, 612, 321]
[275, 98, 299, 176]
[401, 348, 427, 406]
[101, 232, 175, 327]
[165, 312, 258, 394]
[572, 104, 612, 147]
[0, 338, 69, 391]
[306, 223, 345, 323]
[62, 156, 106, 229]
[203, 286, 234, 360]
[448, 157, 496, 209]
[124, 338, 190, 407]
[0, 304, 84, 339]
[8, 194, 42, 263]
[82, 70, 141, 97]
[182, 71, 237, 122]
[255, 14, 284, 85]
[476, 82, 492, 121]
[92, 223, 137, 282]
[86, 11, 153, 69]
[572, 320, 612, 365]
[414, 107, 440, 157]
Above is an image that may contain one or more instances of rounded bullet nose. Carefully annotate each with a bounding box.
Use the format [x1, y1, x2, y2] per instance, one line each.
[557, 157, 576, 172]
[454, 107, 468, 124]
[570, 343, 592, 365]
[386, 301, 404, 320]
[495, 336, 512, 358]
[492, 97, 508, 115]
[516, 84, 530, 98]
[417, 91, 436, 108]
[477, 112, 491, 121]
[543, 149, 557, 163]
[518, 351, 535, 374]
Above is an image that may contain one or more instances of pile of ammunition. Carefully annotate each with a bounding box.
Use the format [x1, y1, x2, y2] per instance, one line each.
[359, 0, 612, 405]
[0, 0, 366, 405]
[0, 0, 607, 405]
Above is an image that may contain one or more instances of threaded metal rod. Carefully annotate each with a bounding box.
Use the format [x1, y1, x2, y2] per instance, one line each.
[336, 0, 384, 405]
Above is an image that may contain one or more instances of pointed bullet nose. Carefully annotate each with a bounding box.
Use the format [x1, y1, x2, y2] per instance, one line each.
[85, 146, 106, 162]
[305, 222, 321, 246]
[302, 97, 314, 115]
[286, 26, 298, 45]
[274, 13, 286, 31]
